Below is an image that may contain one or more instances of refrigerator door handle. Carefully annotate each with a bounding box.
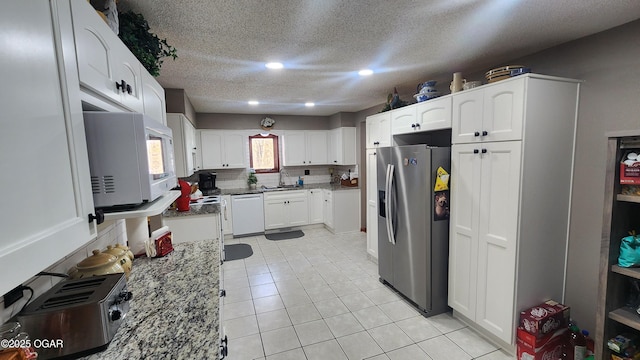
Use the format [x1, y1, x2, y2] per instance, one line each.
[385, 164, 396, 245]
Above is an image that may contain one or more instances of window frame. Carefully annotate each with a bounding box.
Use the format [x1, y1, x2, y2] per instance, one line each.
[249, 133, 280, 174]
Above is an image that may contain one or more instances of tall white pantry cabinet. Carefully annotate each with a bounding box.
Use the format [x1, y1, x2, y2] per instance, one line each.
[448, 74, 580, 347]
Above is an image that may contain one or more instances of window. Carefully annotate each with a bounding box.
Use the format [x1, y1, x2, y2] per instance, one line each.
[249, 133, 279, 173]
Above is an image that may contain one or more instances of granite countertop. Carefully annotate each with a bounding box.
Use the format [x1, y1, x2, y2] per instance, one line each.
[80, 239, 220, 360]
[162, 202, 221, 218]
[220, 182, 359, 196]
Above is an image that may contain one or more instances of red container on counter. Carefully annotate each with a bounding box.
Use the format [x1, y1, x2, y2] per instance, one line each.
[176, 196, 190, 211]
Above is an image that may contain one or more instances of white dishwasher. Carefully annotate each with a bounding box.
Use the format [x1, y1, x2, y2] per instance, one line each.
[231, 193, 265, 236]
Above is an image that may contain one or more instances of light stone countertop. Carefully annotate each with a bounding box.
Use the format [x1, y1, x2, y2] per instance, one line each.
[219, 182, 359, 196]
[79, 239, 220, 360]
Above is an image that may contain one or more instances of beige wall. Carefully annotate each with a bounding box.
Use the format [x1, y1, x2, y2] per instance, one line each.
[507, 19, 640, 333]
[165, 88, 197, 125]
[197, 113, 331, 130]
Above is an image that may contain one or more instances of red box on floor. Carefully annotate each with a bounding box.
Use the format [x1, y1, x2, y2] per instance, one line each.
[519, 300, 570, 338]
[517, 327, 567, 360]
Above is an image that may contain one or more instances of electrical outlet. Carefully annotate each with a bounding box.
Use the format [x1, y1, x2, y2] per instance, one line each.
[3, 286, 24, 308]
[304, 170, 310, 175]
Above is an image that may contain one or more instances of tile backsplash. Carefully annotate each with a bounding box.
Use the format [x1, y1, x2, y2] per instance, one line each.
[183, 165, 357, 190]
[0, 219, 128, 323]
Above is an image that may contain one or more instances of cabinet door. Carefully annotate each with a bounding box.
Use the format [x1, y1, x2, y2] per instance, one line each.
[1, 1, 96, 296]
[308, 190, 324, 224]
[328, 129, 339, 165]
[200, 131, 224, 169]
[483, 79, 524, 142]
[366, 149, 378, 258]
[221, 195, 233, 235]
[391, 105, 417, 135]
[167, 114, 187, 177]
[264, 199, 287, 230]
[115, 48, 144, 113]
[340, 127, 356, 165]
[452, 89, 484, 144]
[416, 96, 452, 132]
[71, 0, 119, 104]
[287, 195, 309, 227]
[475, 141, 522, 343]
[283, 131, 306, 166]
[306, 131, 328, 165]
[366, 112, 392, 148]
[184, 119, 197, 175]
[448, 144, 481, 320]
[224, 131, 247, 168]
[323, 190, 334, 229]
[141, 70, 166, 125]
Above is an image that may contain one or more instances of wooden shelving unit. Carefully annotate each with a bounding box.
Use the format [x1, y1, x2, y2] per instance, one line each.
[596, 132, 640, 359]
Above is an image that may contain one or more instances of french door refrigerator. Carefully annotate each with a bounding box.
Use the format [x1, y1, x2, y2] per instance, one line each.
[377, 145, 450, 315]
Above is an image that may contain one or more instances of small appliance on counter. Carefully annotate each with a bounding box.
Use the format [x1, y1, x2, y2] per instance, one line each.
[175, 179, 191, 212]
[198, 172, 217, 195]
[18, 274, 131, 359]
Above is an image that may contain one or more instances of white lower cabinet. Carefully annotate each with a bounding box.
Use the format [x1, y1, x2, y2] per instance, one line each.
[307, 189, 324, 224]
[1, 1, 96, 296]
[163, 213, 222, 244]
[222, 195, 233, 235]
[324, 189, 360, 234]
[263, 191, 309, 230]
[366, 149, 378, 259]
[449, 142, 521, 342]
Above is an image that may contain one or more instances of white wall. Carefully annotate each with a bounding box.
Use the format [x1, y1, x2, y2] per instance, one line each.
[0, 220, 128, 323]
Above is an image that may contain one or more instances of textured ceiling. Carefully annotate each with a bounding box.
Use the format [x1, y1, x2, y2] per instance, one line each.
[116, 0, 640, 116]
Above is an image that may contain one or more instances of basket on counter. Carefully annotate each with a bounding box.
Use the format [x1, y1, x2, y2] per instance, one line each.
[341, 178, 358, 187]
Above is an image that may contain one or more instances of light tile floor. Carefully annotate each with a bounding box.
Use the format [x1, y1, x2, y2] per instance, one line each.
[222, 227, 513, 360]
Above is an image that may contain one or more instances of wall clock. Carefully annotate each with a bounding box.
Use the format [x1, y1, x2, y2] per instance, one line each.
[260, 117, 275, 130]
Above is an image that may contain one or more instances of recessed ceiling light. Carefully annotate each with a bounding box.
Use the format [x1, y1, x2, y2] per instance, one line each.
[265, 62, 284, 69]
[305, 102, 315, 107]
[358, 69, 373, 76]
[248, 100, 259, 105]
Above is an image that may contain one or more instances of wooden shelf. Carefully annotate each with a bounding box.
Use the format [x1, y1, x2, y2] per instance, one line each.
[617, 194, 640, 203]
[609, 307, 640, 331]
[612, 265, 640, 280]
[103, 190, 181, 221]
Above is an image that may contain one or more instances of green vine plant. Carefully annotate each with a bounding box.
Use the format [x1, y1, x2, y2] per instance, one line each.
[118, 11, 177, 77]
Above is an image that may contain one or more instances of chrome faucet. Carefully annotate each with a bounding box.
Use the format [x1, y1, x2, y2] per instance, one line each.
[279, 168, 289, 186]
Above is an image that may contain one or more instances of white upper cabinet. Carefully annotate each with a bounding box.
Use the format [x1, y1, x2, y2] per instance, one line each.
[416, 96, 452, 132]
[282, 131, 328, 166]
[391, 96, 452, 135]
[72, 0, 143, 112]
[167, 114, 197, 177]
[141, 70, 167, 125]
[328, 127, 356, 165]
[366, 112, 392, 148]
[200, 130, 247, 169]
[390, 105, 417, 135]
[452, 79, 524, 144]
[0, 0, 96, 296]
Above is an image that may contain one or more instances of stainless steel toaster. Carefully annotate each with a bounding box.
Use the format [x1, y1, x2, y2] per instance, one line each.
[18, 273, 131, 359]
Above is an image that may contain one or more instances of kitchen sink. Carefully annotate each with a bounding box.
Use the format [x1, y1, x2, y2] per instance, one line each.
[261, 185, 300, 192]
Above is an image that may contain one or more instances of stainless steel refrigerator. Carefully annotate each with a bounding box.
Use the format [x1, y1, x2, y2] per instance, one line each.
[377, 145, 450, 316]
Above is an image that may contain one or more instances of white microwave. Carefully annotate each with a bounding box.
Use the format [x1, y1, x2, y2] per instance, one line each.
[83, 112, 177, 209]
